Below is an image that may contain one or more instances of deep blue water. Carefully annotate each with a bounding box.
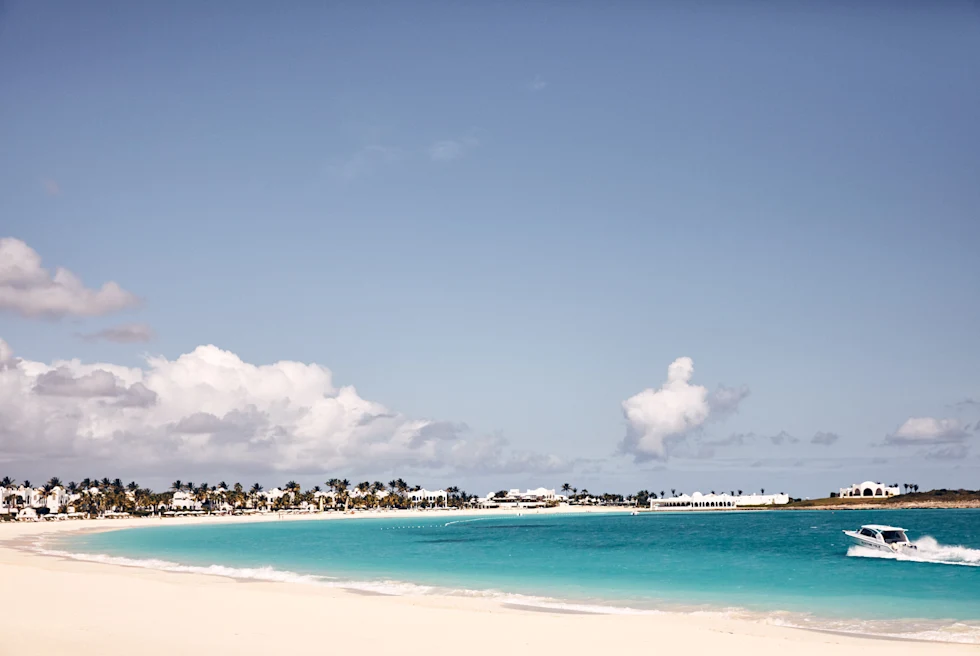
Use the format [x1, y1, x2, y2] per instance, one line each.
[60, 509, 980, 642]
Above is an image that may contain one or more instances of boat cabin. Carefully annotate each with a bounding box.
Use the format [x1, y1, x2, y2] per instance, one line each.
[859, 525, 910, 544]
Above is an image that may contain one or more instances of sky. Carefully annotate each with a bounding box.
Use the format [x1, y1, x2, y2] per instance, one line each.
[1, 1, 979, 497]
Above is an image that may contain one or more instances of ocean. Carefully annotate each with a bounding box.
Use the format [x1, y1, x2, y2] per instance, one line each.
[51, 508, 980, 643]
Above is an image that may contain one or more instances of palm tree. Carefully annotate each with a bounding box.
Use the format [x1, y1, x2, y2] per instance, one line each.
[23, 479, 31, 489]
[737, 489, 743, 496]
[760, 488, 765, 495]
[561, 483, 572, 495]
[47, 476, 62, 489]
[659, 490, 665, 498]
[171, 480, 183, 492]
[250, 483, 263, 509]
[671, 488, 676, 497]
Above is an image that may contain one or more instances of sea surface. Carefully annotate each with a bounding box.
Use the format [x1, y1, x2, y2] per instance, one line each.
[52, 509, 980, 643]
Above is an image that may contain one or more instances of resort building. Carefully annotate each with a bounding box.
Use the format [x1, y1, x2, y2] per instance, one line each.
[838, 481, 901, 498]
[170, 490, 202, 510]
[650, 491, 789, 510]
[409, 488, 448, 505]
[477, 488, 568, 507]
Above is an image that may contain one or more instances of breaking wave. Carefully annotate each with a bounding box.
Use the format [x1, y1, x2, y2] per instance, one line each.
[847, 536, 980, 567]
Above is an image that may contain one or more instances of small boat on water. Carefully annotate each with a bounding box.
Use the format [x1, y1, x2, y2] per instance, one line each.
[843, 524, 917, 554]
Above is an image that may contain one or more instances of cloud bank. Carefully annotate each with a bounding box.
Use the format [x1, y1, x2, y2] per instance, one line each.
[0, 339, 565, 477]
[620, 357, 748, 461]
[0, 238, 139, 319]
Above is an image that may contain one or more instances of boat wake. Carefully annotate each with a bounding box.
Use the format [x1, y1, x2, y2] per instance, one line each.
[848, 536, 980, 567]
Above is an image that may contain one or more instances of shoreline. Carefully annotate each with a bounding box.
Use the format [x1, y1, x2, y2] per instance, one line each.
[2, 508, 977, 655]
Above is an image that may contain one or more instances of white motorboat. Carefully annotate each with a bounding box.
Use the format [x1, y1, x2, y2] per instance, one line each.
[843, 524, 917, 554]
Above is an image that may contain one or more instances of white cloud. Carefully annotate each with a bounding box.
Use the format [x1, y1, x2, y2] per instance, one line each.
[77, 323, 155, 343]
[326, 145, 399, 182]
[620, 357, 747, 461]
[0, 339, 559, 476]
[885, 417, 969, 445]
[528, 75, 548, 92]
[0, 238, 139, 319]
[707, 384, 751, 417]
[428, 136, 479, 162]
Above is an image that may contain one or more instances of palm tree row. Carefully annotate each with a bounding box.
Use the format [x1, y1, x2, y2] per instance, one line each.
[2, 475, 477, 515]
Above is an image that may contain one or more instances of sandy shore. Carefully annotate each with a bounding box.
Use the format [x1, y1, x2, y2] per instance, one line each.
[1, 508, 976, 656]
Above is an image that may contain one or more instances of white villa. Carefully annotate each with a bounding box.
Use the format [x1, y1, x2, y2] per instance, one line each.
[838, 481, 901, 498]
[409, 488, 448, 505]
[1, 484, 84, 517]
[478, 488, 568, 507]
[651, 491, 789, 510]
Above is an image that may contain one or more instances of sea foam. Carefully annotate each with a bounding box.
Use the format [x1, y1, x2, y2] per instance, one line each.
[32, 541, 980, 644]
[847, 536, 980, 567]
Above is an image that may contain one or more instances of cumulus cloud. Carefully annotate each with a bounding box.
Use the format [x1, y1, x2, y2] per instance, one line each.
[620, 357, 747, 461]
[428, 136, 479, 162]
[0, 238, 139, 319]
[34, 368, 126, 397]
[811, 431, 840, 446]
[885, 417, 969, 445]
[0, 338, 558, 476]
[77, 323, 154, 343]
[707, 384, 751, 417]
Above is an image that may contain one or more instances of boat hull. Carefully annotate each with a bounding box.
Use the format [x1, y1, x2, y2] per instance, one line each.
[843, 530, 916, 555]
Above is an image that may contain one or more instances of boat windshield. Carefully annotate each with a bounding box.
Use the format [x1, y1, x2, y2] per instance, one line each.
[880, 530, 908, 544]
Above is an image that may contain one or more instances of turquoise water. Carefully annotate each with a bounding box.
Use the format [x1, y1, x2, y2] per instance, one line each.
[58, 509, 980, 642]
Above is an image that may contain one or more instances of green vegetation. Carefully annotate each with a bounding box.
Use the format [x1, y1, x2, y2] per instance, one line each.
[787, 489, 980, 508]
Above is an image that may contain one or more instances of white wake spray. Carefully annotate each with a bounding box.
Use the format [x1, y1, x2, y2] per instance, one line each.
[848, 536, 980, 567]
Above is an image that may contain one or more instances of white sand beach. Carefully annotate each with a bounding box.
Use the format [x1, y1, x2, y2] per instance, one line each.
[1, 510, 976, 656]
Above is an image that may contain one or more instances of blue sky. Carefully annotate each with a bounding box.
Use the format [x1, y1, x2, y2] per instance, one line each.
[1, 2, 978, 495]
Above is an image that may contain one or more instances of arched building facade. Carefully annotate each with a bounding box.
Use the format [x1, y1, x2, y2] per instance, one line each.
[838, 481, 901, 498]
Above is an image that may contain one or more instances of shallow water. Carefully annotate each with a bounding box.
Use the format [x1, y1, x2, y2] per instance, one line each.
[57, 508, 980, 643]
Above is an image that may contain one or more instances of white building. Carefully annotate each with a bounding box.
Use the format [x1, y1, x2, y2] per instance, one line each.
[651, 491, 789, 510]
[409, 489, 448, 505]
[43, 486, 72, 513]
[170, 490, 202, 510]
[478, 488, 568, 507]
[838, 481, 901, 498]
